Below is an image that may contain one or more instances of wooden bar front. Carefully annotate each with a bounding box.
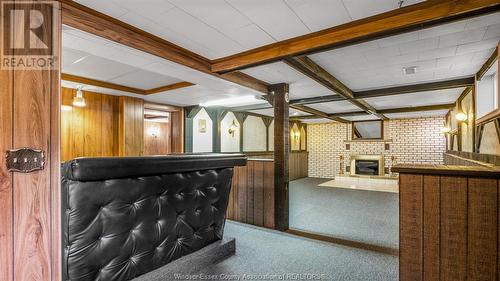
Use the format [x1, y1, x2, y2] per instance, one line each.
[393, 164, 500, 281]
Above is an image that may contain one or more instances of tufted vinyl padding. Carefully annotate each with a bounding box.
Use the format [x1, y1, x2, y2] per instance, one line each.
[62, 154, 246, 281]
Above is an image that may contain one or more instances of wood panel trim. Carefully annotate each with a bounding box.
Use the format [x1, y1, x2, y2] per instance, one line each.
[144, 81, 195, 95]
[212, 0, 500, 72]
[476, 47, 498, 81]
[61, 73, 145, 94]
[355, 77, 475, 99]
[393, 164, 500, 177]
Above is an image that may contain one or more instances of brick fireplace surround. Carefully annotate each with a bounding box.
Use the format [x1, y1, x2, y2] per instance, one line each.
[308, 117, 446, 179]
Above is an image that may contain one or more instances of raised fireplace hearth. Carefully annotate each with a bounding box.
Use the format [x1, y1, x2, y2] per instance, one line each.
[350, 154, 385, 176]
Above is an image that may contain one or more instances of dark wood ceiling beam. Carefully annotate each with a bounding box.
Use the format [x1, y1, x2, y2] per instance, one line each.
[229, 103, 273, 112]
[212, 0, 500, 73]
[476, 47, 498, 80]
[61, 73, 145, 94]
[289, 104, 350, 123]
[284, 56, 387, 120]
[290, 95, 346, 105]
[378, 103, 456, 114]
[354, 77, 475, 99]
[144, 81, 195, 95]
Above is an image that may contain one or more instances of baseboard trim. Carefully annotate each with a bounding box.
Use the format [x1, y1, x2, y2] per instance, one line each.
[287, 229, 398, 256]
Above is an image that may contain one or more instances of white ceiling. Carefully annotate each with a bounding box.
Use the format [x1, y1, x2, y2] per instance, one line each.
[342, 115, 379, 121]
[310, 12, 500, 91]
[384, 109, 449, 119]
[363, 88, 464, 110]
[307, 100, 362, 114]
[75, 0, 424, 59]
[241, 62, 337, 99]
[248, 107, 311, 117]
[62, 26, 264, 106]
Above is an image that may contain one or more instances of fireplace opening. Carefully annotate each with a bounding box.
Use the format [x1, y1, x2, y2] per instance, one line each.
[355, 160, 379, 176]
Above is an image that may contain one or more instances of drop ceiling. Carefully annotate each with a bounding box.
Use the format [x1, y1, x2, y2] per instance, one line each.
[75, 0, 424, 59]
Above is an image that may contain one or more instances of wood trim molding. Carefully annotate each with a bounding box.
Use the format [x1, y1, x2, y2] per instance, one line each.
[284, 56, 387, 120]
[378, 103, 456, 114]
[61, 73, 145, 94]
[212, 0, 500, 72]
[354, 77, 475, 99]
[62, 73, 195, 95]
[144, 81, 195, 95]
[476, 47, 498, 81]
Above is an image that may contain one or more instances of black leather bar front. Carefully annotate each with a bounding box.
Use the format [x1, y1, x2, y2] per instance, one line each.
[61, 154, 246, 281]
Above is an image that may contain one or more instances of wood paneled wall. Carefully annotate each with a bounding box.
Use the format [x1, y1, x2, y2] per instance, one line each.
[61, 87, 118, 161]
[0, 2, 62, 280]
[227, 160, 275, 229]
[143, 120, 171, 155]
[171, 109, 184, 153]
[397, 168, 499, 281]
[118, 96, 144, 156]
[289, 151, 308, 181]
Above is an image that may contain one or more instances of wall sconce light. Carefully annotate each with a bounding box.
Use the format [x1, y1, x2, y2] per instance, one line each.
[61, 105, 72, 111]
[440, 126, 451, 134]
[455, 111, 468, 122]
[72, 85, 86, 107]
[292, 131, 300, 141]
[228, 120, 238, 137]
[148, 126, 160, 138]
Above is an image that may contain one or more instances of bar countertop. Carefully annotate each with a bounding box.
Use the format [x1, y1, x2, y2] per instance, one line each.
[392, 164, 500, 178]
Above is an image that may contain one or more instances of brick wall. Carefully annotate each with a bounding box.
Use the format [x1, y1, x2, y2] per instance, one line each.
[308, 117, 446, 178]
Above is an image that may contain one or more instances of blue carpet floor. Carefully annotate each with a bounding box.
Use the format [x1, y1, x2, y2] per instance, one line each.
[198, 221, 398, 281]
[289, 178, 399, 249]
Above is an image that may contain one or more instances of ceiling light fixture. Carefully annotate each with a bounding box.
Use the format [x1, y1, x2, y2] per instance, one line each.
[72, 85, 86, 107]
[72, 56, 88, 65]
[200, 96, 260, 107]
[228, 120, 238, 137]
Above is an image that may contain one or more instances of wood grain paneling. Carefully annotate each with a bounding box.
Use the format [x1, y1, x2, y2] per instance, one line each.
[227, 160, 275, 229]
[143, 120, 171, 155]
[171, 109, 184, 153]
[398, 166, 500, 281]
[423, 175, 440, 281]
[467, 178, 497, 281]
[118, 96, 144, 156]
[399, 174, 423, 281]
[61, 88, 118, 161]
[440, 176, 467, 281]
[289, 151, 308, 181]
[0, 30, 13, 281]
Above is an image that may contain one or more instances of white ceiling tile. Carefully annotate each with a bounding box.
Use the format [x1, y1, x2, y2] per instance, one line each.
[417, 46, 457, 61]
[419, 20, 467, 40]
[385, 110, 449, 119]
[299, 118, 333, 124]
[466, 12, 500, 30]
[399, 37, 439, 54]
[373, 31, 420, 47]
[109, 69, 182, 89]
[241, 62, 304, 84]
[227, 0, 311, 41]
[155, 8, 243, 58]
[364, 88, 464, 110]
[64, 54, 139, 81]
[285, 0, 352, 31]
[438, 28, 487, 48]
[308, 100, 361, 113]
[289, 80, 333, 99]
[342, 0, 423, 20]
[76, 0, 129, 18]
[343, 115, 379, 121]
[223, 24, 275, 49]
[456, 38, 500, 55]
[484, 22, 500, 40]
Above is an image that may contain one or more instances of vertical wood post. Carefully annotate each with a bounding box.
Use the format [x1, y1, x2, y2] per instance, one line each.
[271, 83, 289, 231]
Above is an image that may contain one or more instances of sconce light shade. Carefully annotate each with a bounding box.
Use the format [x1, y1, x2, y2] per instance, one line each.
[440, 126, 451, 134]
[72, 86, 86, 107]
[455, 112, 468, 122]
[292, 131, 300, 140]
[228, 120, 238, 137]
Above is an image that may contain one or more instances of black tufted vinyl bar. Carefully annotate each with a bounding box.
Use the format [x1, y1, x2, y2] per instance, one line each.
[61, 154, 247, 281]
